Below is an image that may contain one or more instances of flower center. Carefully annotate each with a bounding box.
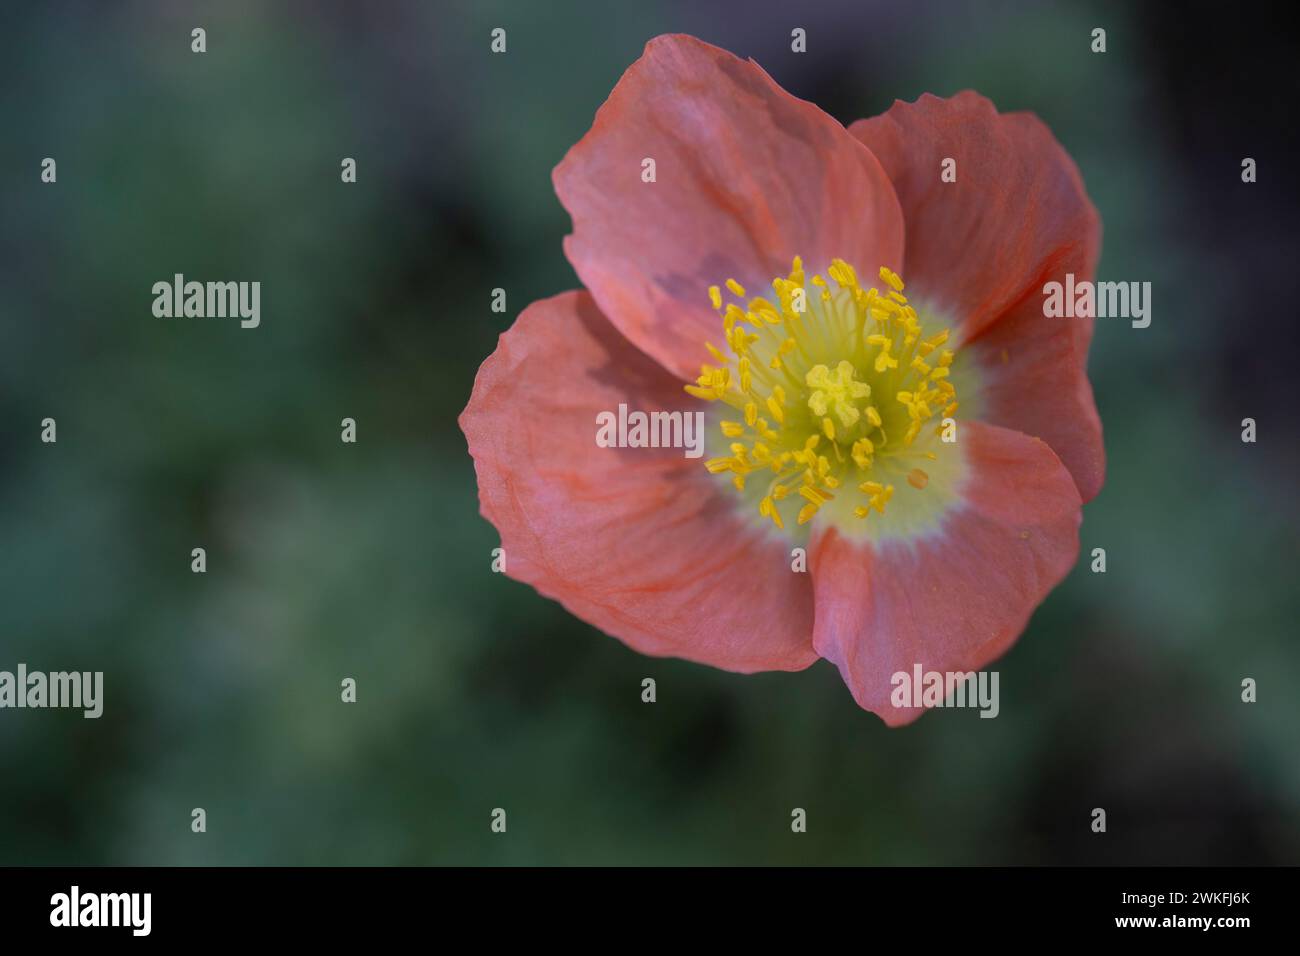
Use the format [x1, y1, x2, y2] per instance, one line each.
[686, 258, 959, 531]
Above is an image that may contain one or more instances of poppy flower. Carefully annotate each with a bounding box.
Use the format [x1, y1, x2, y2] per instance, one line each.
[460, 33, 1103, 725]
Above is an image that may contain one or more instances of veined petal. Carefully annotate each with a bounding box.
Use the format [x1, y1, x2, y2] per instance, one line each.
[968, 293, 1106, 503]
[850, 92, 1103, 501]
[460, 290, 817, 672]
[554, 33, 904, 381]
[849, 92, 1101, 343]
[809, 422, 1082, 725]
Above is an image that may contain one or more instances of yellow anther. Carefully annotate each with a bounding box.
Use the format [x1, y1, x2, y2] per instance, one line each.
[828, 259, 859, 288]
[766, 394, 784, 423]
[851, 438, 874, 470]
[798, 486, 826, 505]
[694, 257, 957, 528]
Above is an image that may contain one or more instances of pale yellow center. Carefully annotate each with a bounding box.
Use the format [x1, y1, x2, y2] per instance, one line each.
[687, 258, 962, 533]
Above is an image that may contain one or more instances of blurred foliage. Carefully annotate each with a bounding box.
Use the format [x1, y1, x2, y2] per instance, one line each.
[0, 0, 1296, 865]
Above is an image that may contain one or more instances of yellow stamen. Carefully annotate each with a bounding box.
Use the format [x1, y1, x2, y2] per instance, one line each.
[687, 257, 960, 530]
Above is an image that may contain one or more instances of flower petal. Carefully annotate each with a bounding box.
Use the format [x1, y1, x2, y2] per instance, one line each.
[809, 422, 1081, 725]
[554, 33, 904, 381]
[848, 92, 1101, 342]
[967, 294, 1106, 502]
[850, 92, 1103, 500]
[460, 290, 817, 672]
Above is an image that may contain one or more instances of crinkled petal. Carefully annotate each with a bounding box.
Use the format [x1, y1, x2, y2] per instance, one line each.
[809, 422, 1082, 725]
[849, 91, 1101, 339]
[460, 290, 817, 672]
[967, 292, 1106, 502]
[555, 33, 904, 381]
[850, 92, 1103, 499]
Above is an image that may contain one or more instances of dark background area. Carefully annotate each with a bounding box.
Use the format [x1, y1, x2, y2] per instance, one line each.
[0, 0, 1296, 864]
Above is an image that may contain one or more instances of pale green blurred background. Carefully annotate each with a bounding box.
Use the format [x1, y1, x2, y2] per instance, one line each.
[1, 0, 1296, 864]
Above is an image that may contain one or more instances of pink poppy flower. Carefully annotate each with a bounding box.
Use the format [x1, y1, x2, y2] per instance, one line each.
[460, 34, 1103, 725]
